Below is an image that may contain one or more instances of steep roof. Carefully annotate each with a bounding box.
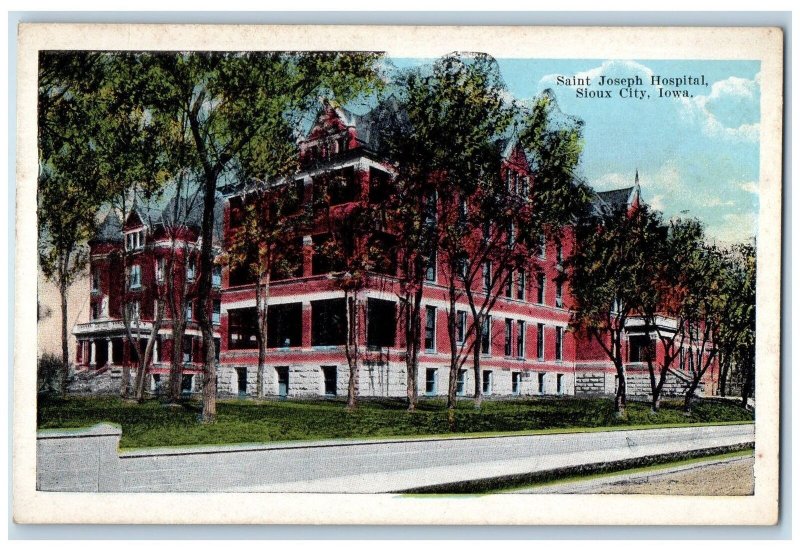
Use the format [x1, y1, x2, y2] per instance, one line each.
[89, 212, 123, 244]
[596, 187, 635, 209]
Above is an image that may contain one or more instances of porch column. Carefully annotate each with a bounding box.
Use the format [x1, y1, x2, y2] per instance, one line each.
[89, 339, 96, 367]
[107, 339, 114, 367]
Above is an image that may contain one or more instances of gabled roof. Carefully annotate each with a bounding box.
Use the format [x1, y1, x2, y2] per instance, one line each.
[89, 212, 123, 244]
[596, 187, 635, 209]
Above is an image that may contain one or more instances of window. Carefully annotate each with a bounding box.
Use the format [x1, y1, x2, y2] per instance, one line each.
[91, 302, 100, 320]
[425, 368, 437, 396]
[539, 235, 547, 259]
[367, 298, 396, 348]
[126, 230, 144, 251]
[311, 298, 347, 346]
[185, 301, 193, 322]
[537, 323, 545, 360]
[483, 262, 491, 292]
[516, 269, 525, 300]
[536, 273, 545, 304]
[505, 275, 513, 298]
[212, 300, 221, 325]
[183, 338, 193, 364]
[236, 368, 248, 396]
[181, 374, 193, 394]
[557, 374, 564, 395]
[268, 303, 303, 348]
[482, 371, 493, 395]
[456, 311, 467, 344]
[456, 255, 468, 279]
[212, 265, 222, 288]
[482, 221, 491, 244]
[555, 327, 564, 362]
[129, 300, 140, 321]
[504, 318, 513, 356]
[516, 321, 525, 358]
[456, 369, 467, 396]
[481, 316, 491, 355]
[512, 372, 521, 395]
[214, 337, 220, 362]
[91, 269, 100, 291]
[507, 221, 515, 248]
[186, 258, 196, 281]
[537, 372, 545, 394]
[556, 243, 563, 266]
[129, 264, 142, 289]
[629, 335, 655, 362]
[458, 198, 468, 227]
[520, 175, 529, 198]
[369, 167, 391, 203]
[555, 281, 563, 308]
[320, 166, 358, 206]
[312, 233, 346, 275]
[322, 366, 337, 396]
[227, 307, 258, 349]
[425, 251, 437, 282]
[424, 306, 436, 352]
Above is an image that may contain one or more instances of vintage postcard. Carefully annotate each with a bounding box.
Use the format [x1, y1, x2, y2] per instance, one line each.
[14, 24, 782, 525]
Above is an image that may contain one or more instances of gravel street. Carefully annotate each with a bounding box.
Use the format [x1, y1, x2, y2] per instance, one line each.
[515, 455, 754, 495]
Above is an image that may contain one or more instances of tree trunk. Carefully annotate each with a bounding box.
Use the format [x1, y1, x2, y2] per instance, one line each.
[197, 168, 219, 423]
[612, 333, 626, 415]
[346, 294, 360, 411]
[446, 290, 459, 412]
[684, 378, 700, 413]
[719, 352, 730, 397]
[472, 339, 483, 409]
[255, 272, 270, 400]
[170, 325, 185, 402]
[120, 340, 130, 399]
[59, 276, 69, 397]
[741, 354, 754, 409]
[646, 357, 660, 412]
[405, 287, 422, 412]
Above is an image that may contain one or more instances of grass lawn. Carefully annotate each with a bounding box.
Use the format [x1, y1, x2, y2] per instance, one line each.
[37, 395, 754, 450]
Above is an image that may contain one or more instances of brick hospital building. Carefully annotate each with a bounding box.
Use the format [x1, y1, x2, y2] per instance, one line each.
[73, 99, 719, 399]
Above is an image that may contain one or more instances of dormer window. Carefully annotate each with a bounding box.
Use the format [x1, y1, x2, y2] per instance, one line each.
[126, 229, 144, 251]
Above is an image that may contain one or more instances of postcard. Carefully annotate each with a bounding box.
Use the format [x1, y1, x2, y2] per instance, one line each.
[14, 23, 782, 525]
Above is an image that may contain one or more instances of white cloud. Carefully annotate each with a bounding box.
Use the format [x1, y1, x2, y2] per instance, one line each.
[707, 212, 758, 246]
[738, 181, 759, 194]
[680, 73, 761, 142]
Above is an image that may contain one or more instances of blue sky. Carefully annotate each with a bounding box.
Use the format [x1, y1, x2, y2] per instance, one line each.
[384, 58, 761, 245]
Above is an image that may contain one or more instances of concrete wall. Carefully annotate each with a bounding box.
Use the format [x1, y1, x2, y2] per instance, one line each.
[36, 424, 122, 492]
[575, 370, 704, 398]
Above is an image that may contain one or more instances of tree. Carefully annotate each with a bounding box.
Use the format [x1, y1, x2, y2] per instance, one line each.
[145, 52, 382, 422]
[38, 52, 107, 396]
[570, 203, 664, 415]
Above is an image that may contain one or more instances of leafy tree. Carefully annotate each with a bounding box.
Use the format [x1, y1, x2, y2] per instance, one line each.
[38, 52, 107, 396]
[570, 203, 664, 415]
[143, 52, 382, 422]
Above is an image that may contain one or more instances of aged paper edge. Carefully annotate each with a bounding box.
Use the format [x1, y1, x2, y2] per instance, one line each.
[13, 24, 783, 525]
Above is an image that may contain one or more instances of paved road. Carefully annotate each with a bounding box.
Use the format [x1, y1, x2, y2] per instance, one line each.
[117, 424, 754, 493]
[514, 455, 755, 495]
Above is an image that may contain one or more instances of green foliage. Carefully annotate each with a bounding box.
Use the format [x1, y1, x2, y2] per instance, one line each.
[37, 354, 67, 395]
[37, 396, 753, 449]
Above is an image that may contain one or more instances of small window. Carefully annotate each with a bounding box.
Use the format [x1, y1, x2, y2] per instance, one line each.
[425, 368, 437, 396]
[212, 300, 221, 325]
[537, 373, 545, 394]
[483, 262, 491, 292]
[186, 258, 196, 282]
[456, 311, 467, 344]
[456, 369, 467, 396]
[236, 368, 248, 396]
[520, 175, 529, 198]
[212, 265, 222, 288]
[181, 374, 193, 395]
[155, 257, 165, 283]
[556, 243, 563, 266]
[555, 327, 564, 362]
[557, 374, 564, 395]
[91, 269, 100, 291]
[367, 298, 396, 348]
[425, 251, 437, 282]
[516, 270, 525, 301]
[516, 320, 525, 358]
[537, 323, 545, 361]
[183, 338, 193, 364]
[482, 371, 493, 395]
[505, 275, 513, 298]
[481, 316, 491, 355]
[129, 264, 142, 289]
[555, 281, 564, 308]
[512, 372, 521, 395]
[129, 301, 140, 321]
[185, 301, 193, 322]
[504, 318, 513, 357]
[91, 302, 100, 320]
[424, 306, 436, 352]
[537, 273, 545, 304]
[539, 235, 547, 259]
[322, 366, 337, 396]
